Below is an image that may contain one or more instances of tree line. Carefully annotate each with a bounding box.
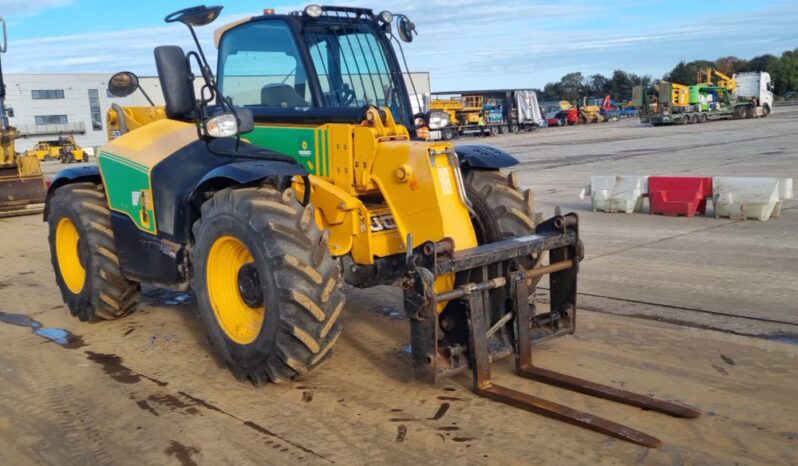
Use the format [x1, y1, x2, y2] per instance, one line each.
[536, 48, 798, 103]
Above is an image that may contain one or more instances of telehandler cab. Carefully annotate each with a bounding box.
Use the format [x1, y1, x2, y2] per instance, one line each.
[45, 5, 698, 447]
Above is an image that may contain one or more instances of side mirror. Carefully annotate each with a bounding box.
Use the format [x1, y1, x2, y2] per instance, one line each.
[108, 71, 140, 98]
[0, 17, 7, 54]
[165, 5, 223, 27]
[154, 45, 195, 120]
[397, 15, 416, 43]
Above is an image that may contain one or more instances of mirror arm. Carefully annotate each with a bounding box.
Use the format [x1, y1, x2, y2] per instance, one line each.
[138, 86, 155, 106]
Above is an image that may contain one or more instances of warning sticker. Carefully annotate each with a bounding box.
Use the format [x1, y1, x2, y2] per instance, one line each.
[438, 167, 454, 196]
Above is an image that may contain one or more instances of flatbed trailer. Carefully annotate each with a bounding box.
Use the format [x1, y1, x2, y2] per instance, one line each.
[634, 81, 767, 126]
[429, 88, 544, 140]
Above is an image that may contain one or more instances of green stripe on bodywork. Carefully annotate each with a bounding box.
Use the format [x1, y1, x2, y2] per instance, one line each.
[246, 126, 319, 175]
[320, 129, 327, 177]
[98, 152, 157, 234]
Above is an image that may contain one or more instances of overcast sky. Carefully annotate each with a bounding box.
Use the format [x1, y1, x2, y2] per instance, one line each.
[2, 0, 796, 91]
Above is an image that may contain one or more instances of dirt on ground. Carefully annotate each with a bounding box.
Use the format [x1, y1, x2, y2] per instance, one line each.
[2, 110, 797, 465]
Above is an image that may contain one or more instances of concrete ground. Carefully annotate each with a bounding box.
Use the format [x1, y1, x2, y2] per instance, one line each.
[1, 109, 796, 465]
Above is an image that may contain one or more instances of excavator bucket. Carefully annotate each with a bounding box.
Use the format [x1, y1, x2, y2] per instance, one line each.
[403, 213, 700, 447]
[0, 154, 47, 218]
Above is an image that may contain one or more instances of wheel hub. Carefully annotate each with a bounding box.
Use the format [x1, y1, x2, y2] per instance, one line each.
[237, 263, 263, 308]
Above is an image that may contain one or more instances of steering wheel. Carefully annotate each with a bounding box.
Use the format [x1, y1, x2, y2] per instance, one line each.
[335, 83, 356, 106]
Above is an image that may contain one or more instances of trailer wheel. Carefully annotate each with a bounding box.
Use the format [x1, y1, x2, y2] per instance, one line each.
[746, 106, 756, 119]
[191, 186, 344, 385]
[489, 126, 499, 136]
[510, 124, 519, 134]
[499, 125, 509, 134]
[48, 182, 141, 322]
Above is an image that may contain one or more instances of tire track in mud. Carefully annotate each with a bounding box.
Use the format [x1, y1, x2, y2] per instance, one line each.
[74, 345, 334, 464]
[1, 341, 110, 465]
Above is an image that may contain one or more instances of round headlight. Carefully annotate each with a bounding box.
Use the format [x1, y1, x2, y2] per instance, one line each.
[206, 113, 239, 138]
[378, 10, 393, 23]
[304, 4, 323, 18]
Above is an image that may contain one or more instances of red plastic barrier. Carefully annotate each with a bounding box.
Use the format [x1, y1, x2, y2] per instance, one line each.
[649, 176, 713, 217]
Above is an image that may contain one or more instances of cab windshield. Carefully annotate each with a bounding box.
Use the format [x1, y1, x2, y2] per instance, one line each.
[217, 18, 410, 124]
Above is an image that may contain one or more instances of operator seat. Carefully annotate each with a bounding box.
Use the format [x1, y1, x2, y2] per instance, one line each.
[261, 84, 308, 108]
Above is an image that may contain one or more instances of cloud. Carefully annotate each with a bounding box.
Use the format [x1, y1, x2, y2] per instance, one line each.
[0, 0, 72, 16]
[3, 0, 798, 93]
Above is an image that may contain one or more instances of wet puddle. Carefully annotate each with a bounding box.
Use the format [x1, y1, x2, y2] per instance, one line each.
[0, 311, 85, 349]
[766, 334, 798, 346]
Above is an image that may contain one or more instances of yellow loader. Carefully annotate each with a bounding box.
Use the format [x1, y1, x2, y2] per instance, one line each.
[0, 17, 46, 217]
[45, 5, 699, 447]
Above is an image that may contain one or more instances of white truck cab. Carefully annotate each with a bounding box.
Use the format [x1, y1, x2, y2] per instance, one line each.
[734, 71, 774, 116]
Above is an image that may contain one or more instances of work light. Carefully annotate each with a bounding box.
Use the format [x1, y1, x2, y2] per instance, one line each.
[378, 10, 393, 23]
[304, 4, 322, 17]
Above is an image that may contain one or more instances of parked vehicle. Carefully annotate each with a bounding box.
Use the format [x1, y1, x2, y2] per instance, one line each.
[429, 89, 543, 139]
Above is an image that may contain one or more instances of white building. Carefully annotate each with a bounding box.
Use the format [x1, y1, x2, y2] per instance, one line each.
[4, 72, 430, 152]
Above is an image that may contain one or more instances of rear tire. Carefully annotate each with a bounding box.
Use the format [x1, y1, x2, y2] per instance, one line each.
[448, 169, 539, 352]
[191, 186, 344, 385]
[48, 183, 140, 322]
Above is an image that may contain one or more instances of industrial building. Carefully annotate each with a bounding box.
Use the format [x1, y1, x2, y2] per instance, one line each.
[4, 72, 430, 152]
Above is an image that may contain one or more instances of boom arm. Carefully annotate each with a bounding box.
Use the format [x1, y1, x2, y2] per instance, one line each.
[697, 67, 737, 93]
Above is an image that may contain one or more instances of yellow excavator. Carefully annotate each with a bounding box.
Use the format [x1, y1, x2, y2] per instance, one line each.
[0, 17, 46, 217]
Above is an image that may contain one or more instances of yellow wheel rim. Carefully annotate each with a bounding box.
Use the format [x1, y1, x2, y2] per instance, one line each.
[206, 236, 265, 345]
[55, 217, 85, 294]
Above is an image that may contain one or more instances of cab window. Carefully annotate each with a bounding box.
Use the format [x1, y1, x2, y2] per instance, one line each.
[218, 20, 312, 107]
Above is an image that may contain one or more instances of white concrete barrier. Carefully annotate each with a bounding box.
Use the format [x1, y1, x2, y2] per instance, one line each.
[778, 178, 794, 200]
[589, 175, 648, 214]
[772, 178, 794, 218]
[713, 177, 780, 221]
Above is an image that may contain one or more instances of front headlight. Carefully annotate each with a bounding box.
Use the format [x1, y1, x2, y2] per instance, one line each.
[206, 113, 238, 138]
[428, 111, 450, 130]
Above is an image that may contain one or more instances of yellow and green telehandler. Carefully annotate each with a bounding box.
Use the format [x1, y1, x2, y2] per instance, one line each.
[45, 5, 698, 447]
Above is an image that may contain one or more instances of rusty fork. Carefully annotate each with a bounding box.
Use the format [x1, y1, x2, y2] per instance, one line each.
[463, 262, 700, 448]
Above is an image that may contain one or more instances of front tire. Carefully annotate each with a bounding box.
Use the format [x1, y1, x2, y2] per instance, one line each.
[191, 186, 344, 385]
[48, 183, 140, 322]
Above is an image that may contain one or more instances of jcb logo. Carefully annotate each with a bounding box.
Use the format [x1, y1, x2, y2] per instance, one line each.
[370, 214, 397, 232]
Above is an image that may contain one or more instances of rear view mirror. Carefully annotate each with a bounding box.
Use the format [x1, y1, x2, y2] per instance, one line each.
[165, 5, 223, 27]
[397, 15, 416, 43]
[108, 71, 140, 98]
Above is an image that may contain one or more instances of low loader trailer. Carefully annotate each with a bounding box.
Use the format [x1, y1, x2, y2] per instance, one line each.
[635, 80, 770, 126]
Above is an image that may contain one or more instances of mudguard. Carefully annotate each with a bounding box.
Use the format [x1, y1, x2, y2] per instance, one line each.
[43, 165, 102, 220]
[193, 160, 307, 193]
[456, 145, 519, 170]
